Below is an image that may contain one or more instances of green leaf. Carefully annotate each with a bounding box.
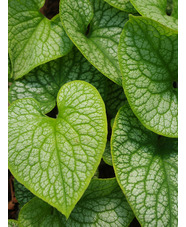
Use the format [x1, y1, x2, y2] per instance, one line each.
[104, 81, 126, 118]
[102, 142, 112, 166]
[8, 81, 107, 218]
[130, 0, 178, 30]
[118, 16, 178, 137]
[14, 179, 34, 208]
[60, 0, 129, 85]
[8, 0, 73, 79]
[8, 54, 12, 81]
[9, 47, 126, 116]
[8, 220, 19, 227]
[103, 0, 137, 13]
[9, 47, 108, 114]
[111, 103, 178, 226]
[18, 178, 134, 227]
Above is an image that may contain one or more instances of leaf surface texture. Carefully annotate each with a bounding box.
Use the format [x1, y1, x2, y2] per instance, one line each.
[119, 16, 178, 137]
[130, 0, 178, 30]
[111, 103, 178, 226]
[18, 178, 134, 227]
[8, 0, 73, 79]
[60, 0, 129, 85]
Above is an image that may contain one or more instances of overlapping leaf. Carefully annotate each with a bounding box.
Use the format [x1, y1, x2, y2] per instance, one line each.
[8, 81, 107, 218]
[102, 142, 112, 166]
[9, 47, 126, 116]
[119, 16, 178, 137]
[14, 179, 34, 208]
[60, 0, 129, 85]
[8, 0, 73, 79]
[111, 103, 178, 226]
[103, 0, 137, 13]
[18, 178, 134, 227]
[130, 0, 178, 30]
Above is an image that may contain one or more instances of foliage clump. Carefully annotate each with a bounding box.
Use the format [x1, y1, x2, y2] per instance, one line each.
[8, 0, 178, 226]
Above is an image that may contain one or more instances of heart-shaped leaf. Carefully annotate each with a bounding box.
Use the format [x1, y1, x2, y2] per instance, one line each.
[8, 0, 73, 79]
[130, 0, 178, 30]
[14, 179, 34, 208]
[103, 0, 137, 13]
[111, 103, 178, 226]
[60, 0, 129, 85]
[18, 178, 134, 227]
[118, 16, 178, 137]
[9, 47, 126, 116]
[8, 220, 19, 227]
[8, 81, 107, 218]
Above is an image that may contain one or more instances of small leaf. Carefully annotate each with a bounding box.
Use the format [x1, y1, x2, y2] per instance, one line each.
[130, 0, 178, 30]
[118, 16, 178, 137]
[60, 0, 129, 85]
[102, 142, 113, 166]
[9, 81, 107, 218]
[111, 103, 178, 226]
[103, 0, 137, 13]
[8, 220, 19, 227]
[9, 47, 126, 116]
[8, 0, 73, 79]
[18, 178, 134, 227]
[14, 179, 34, 208]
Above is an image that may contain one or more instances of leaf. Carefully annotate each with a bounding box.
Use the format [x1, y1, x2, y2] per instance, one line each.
[103, 0, 137, 13]
[60, 0, 129, 85]
[8, 81, 107, 218]
[118, 16, 178, 137]
[8, 55, 12, 81]
[14, 179, 34, 208]
[111, 103, 178, 226]
[104, 81, 126, 118]
[8, 220, 19, 227]
[102, 142, 113, 166]
[9, 47, 108, 114]
[130, 0, 178, 30]
[18, 178, 134, 227]
[8, 0, 73, 79]
[9, 47, 126, 116]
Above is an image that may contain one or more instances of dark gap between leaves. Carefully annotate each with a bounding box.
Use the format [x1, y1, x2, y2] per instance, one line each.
[8, 170, 19, 220]
[166, 0, 173, 16]
[129, 217, 141, 227]
[107, 113, 112, 141]
[98, 161, 115, 178]
[173, 81, 178, 89]
[85, 24, 91, 37]
[40, 0, 60, 20]
[46, 105, 58, 118]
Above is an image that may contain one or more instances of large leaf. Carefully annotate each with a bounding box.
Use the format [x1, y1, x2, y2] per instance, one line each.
[9, 47, 126, 116]
[18, 178, 134, 227]
[118, 16, 178, 137]
[103, 0, 137, 13]
[130, 0, 178, 30]
[14, 179, 34, 208]
[8, 0, 73, 79]
[111, 103, 178, 226]
[60, 0, 129, 85]
[8, 81, 107, 218]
